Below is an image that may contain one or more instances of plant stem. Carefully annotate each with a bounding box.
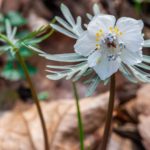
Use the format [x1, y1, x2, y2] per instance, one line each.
[72, 82, 85, 150]
[16, 51, 49, 150]
[100, 74, 116, 150]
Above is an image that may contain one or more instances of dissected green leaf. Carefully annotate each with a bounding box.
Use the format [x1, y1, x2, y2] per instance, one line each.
[144, 39, 150, 47]
[1, 61, 37, 81]
[0, 13, 4, 22]
[46, 62, 88, 81]
[19, 46, 35, 58]
[85, 76, 101, 97]
[119, 63, 138, 83]
[1, 61, 22, 81]
[0, 25, 5, 33]
[16, 30, 30, 38]
[6, 11, 27, 26]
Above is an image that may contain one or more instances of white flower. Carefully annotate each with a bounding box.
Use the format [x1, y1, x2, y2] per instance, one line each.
[27, 3, 150, 96]
[74, 15, 144, 80]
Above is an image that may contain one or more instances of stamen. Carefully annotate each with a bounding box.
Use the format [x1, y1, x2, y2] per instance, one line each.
[95, 27, 125, 63]
[107, 54, 119, 61]
[109, 26, 123, 36]
[119, 42, 125, 50]
[96, 33, 100, 37]
[96, 38, 100, 42]
[96, 57, 101, 64]
[95, 29, 104, 42]
[99, 29, 103, 33]
[109, 27, 113, 31]
[96, 44, 100, 49]
[114, 27, 119, 33]
[119, 32, 123, 36]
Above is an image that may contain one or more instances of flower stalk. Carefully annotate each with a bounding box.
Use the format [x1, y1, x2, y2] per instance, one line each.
[16, 51, 49, 150]
[72, 82, 85, 150]
[100, 74, 116, 150]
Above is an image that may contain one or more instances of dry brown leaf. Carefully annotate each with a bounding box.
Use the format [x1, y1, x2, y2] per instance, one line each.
[134, 84, 150, 150]
[108, 133, 135, 150]
[0, 92, 110, 150]
[27, 11, 48, 31]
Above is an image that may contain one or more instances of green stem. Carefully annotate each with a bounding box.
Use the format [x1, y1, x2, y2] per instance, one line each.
[38, 19, 56, 42]
[16, 51, 49, 150]
[100, 74, 116, 150]
[72, 82, 85, 150]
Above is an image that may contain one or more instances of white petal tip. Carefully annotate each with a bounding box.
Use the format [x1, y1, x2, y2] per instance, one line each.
[61, 3, 66, 9]
[50, 23, 54, 27]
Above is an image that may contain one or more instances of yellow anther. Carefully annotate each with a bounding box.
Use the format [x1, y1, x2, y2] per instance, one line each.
[109, 27, 113, 31]
[119, 32, 123, 36]
[96, 57, 101, 64]
[96, 33, 100, 37]
[99, 29, 103, 33]
[109, 26, 123, 36]
[96, 38, 100, 42]
[96, 44, 100, 49]
[114, 27, 119, 32]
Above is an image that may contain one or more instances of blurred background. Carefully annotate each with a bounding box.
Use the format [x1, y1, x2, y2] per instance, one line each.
[0, 0, 150, 150]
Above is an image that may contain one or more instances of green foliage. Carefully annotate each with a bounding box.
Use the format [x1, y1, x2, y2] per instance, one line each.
[72, 82, 85, 150]
[1, 60, 37, 81]
[38, 91, 49, 101]
[6, 11, 27, 26]
[85, 76, 101, 96]
[0, 11, 26, 33]
[6, 46, 35, 61]
[134, 0, 150, 14]
[0, 16, 49, 81]
[134, 0, 142, 14]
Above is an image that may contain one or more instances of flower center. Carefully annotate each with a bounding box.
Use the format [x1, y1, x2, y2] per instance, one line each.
[95, 27, 125, 61]
[105, 33, 117, 48]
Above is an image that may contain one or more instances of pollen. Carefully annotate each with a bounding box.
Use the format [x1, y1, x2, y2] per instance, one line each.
[114, 27, 119, 32]
[109, 26, 123, 36]
[99, 29, 103, 33]
[109, 27, 113, 31]
[96, 33, 100, 37]
[96, 57, 101, 64]
[96, 38, 100, 42]
[96, 29, 103, 37]
[96, 44, 100, 49]
[95, 29, 104, 42]
[119, 32, 123, 36]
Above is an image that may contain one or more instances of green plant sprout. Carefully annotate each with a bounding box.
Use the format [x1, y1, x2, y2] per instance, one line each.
[72, 82, 85, 150]
[134, 0, 150, 14]
[0, 19, 54, 150]
[0, 11, 37, 81]
[0, 11, 27, 32]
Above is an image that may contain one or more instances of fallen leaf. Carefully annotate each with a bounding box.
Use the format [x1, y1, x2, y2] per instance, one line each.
[0, 92, 110, 150]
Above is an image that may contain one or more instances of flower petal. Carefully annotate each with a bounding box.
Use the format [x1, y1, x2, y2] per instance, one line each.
[123, 34, 143, 52]
[116, 17, 143, 33]
[116, 17, 144, 52]
[121, 49, 143, 65]
[74, 32, 96, 56]
[87, 15, 116, 36]
[93, 55, 121, 80]
[88, 50, 101, 67]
